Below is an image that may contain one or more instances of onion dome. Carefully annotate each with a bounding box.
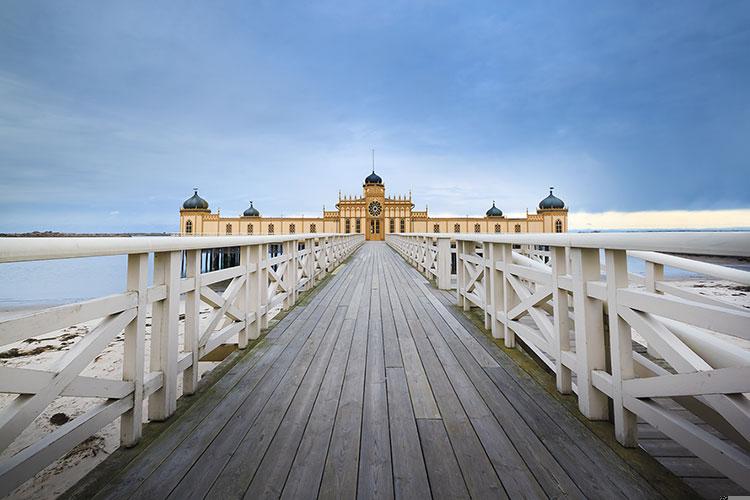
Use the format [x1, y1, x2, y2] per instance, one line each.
[182, 188, 209, 210]
[365, 170, 383, 184]
[538, 187, 565, 210]
[243, 201, 260, 217]
[486, 201, 503, 217]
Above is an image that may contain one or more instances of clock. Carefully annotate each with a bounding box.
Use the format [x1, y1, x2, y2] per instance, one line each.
[368, 201, 382, 217]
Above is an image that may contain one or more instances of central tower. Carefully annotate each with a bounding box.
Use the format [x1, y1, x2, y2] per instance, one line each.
[363, 169, 385, 241]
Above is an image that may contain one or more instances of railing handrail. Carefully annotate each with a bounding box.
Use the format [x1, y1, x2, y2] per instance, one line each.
[405, 231, 750, 256]
[0, 233, 347, 263]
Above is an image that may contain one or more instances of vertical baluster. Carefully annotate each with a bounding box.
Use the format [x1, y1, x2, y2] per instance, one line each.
[456, 239, 466, 308]
[260, 242, 269, 330]
[183, 249, 201, 393]
[149, 250, 180, 421]
[306, 238, 315, 289]
[483, 241, 492, 330]
[501, 243, 516, 348]
[644, 260, 664, 357]
[436, 237, 451, 290]
[606, 249, 638, 445]
[237, 245, 250, 349]
[121, 253, 147, 447]
[570, 247, 608, 420]
[551, 246, 572, 393]
[488, 242, 504, 340]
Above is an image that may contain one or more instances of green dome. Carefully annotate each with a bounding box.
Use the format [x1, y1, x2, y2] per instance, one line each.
[539, 188, 565, 210]
[486, 201, 503, 217]
[243, 201, 260, 217]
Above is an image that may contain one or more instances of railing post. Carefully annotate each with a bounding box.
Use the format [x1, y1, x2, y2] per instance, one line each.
[605, 249, 638, 446]
[183, 249, 201, 393]
[570, 247, 609, 420]
[436, 237, 451, 290]
[248, 243, 263, 339]
[488, 242, 504, 340]
[237, 245, 251, 349]
[501, 243, 516, 348]
[306, 238, 315, 290]
[456, 239, 466, 308]
[644, 261, 664, 357]
[551, 246, 572, 394]
[282, 240, 294, 309]
[483, 241, 492, 330]
[121, 253, 147, 447]
[149, 250, 180, 421]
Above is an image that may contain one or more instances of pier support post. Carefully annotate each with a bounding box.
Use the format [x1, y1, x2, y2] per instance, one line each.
[501, 243, 516, 348]
[488, 242, 504, 340]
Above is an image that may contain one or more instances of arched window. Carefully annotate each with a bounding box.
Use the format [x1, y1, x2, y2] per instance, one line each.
[247, 223, 253, 234]
[514, 224, 521, 233]
[345, 219, 351, 233]
[289, 223, 296, 234]
[495, 224, 502, 233]
[433, 223, 440, 233]
[454, 223, 461, 233]
[225, 223, 232, 235]
[389, 218, 395, 233]
[185, 220, 193, 234]
[355, 219, 361, 233]
[310, 223, 317, 233]
[555, 219, 563, 233]
[268, 223, 275, 234]
[400, 219, 405, 233]
[474, 223, 481, 233]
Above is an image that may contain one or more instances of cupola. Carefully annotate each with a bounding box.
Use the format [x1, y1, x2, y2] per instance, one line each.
[182, 188, 209, 210]
[486, 201, 503, 217]
[538, 187, 565, 210]
[243, 201, 260, 217]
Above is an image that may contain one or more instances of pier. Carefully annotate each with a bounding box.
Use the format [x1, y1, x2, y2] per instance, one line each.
[0, 233, 749, 499]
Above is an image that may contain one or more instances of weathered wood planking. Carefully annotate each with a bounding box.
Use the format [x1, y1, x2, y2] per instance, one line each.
[66, 242, 721, 500]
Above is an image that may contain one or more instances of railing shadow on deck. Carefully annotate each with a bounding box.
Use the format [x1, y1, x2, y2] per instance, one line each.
[0, 233, 364, 497]
[387, 231, 750, 492]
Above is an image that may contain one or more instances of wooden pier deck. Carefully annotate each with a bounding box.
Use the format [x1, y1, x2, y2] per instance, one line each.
[67, 242, 699, 499]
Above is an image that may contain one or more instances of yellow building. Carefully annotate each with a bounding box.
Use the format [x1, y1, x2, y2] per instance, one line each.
[179, 170, 568, 239]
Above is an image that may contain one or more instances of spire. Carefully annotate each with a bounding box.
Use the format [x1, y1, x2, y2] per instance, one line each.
[550, 186, 554, 195]
[372, 148, 375, 173]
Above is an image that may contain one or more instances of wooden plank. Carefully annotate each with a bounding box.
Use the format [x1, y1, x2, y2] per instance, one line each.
[123, 252, 364, 500]
[422, 280, 672, 500]
[415, 419, 469, 499]
[385, 367, 431, 499]
[319, 251, 373, 499]
[380, 251, 506, 499]
[358, 246, 394, 499]
[183, 254, 366, 499]
[378, 255, 403, 369]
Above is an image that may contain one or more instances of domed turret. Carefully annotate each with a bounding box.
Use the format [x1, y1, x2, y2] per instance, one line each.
[538, 187, 565, 210]
[486, 201, 503, 217]
[365, 170, 383, 185]
[243, 201, 260, 217]
[182, 188, 209, 210]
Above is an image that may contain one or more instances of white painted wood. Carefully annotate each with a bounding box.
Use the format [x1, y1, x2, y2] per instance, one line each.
[570, 247, 608, 420]
[0, 293, 136, 347]
[551, 246, 572, 394]
[121, 253, 147, 446]
[183, 249, 201, 395]
[148, 251, 180, 421]
[605, 249, 638, 447]
[0, 367, 133, 399]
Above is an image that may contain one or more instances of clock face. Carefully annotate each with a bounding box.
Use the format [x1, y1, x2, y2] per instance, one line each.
[368, 201, 382, 217]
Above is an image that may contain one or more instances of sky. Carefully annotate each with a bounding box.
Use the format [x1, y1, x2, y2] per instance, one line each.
[0, 1, 749, 233]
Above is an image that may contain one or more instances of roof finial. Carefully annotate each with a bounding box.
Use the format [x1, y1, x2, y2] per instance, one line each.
[550, 186, 554, 194]
[492, 200, 496, 206]
[193, 187, 198, 194]
[372, 148, 375, 173]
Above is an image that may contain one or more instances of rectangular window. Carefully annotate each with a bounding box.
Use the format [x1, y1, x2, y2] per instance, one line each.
[355, 218, 361, 233]
[399, 219, 405, 233]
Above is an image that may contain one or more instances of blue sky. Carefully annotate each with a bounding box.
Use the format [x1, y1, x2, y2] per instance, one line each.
[0, 1, 748, 232]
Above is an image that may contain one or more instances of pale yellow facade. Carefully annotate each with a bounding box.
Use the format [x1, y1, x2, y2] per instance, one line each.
[179, 172, 568, 239]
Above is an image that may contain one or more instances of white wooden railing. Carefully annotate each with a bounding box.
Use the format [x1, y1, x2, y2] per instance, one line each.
[0, 233, 363, 496]
[388, 232, 750, 489]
